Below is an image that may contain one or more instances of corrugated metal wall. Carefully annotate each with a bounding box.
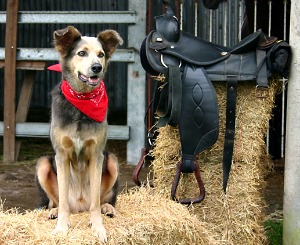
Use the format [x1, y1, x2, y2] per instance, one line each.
[146, 0, 242, 46]
[0, 0, 128, 112]
[147, 0, 290, 48]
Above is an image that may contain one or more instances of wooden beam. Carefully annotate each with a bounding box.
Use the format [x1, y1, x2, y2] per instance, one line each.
[15, 70, 36, 160]
[3, 0, 19, 163]
[0, 60, 47, 70]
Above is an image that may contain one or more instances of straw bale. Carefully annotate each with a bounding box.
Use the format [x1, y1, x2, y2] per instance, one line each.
[150, 79, 281, 244]
[0, 186, 217, 245]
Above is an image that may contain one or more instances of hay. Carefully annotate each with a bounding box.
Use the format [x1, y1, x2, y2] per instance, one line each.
[0, 186, 217, 245]
[0, 79, 280, 244]
[151, 79, 280, 244]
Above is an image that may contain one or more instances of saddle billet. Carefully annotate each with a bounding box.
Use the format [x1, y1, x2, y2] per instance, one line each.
[138, 0, 291, 204]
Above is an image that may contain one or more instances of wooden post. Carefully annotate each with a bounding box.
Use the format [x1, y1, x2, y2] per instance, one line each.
[15, 70, 36, 160]
[3, 0, 19, 163]
[283, 0, 300, 244]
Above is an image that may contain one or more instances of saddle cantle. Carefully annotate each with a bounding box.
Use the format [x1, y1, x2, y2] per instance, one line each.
[138, 0, 291, 204]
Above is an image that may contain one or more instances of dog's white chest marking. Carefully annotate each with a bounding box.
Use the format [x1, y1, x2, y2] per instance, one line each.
[74, 137, 84, 157]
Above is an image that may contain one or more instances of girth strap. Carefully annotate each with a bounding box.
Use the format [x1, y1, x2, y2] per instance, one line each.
[222, 76, 238, 192]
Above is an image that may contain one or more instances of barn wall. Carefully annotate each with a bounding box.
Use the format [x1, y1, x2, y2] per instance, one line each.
[0, 0, 128, 113]
[0, 0, 290, 120]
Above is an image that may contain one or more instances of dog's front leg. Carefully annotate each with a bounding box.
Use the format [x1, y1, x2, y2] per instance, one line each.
[53, 153, 71, 236]
[89, 151, 107, 242]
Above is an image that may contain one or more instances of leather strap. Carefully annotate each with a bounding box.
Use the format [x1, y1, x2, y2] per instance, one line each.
[156, 66, 182, 127]
[256, 49, 268, 87]
[222, 76, 238, 192]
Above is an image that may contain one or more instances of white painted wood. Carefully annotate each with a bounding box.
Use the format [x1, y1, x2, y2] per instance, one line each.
[0, 48, 134, 62]
[0, 122, 130, 140]
[283, 0, 300, 244]
[0, 11, 136, 24]
[126, 0, 146, 165]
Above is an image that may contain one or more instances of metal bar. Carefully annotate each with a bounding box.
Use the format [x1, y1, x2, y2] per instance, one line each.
[0, 11, 137, 24]
[284, 0, 287, 41]
[0, 48, 135, 62]
[268, 1, 272, 36]
[238, 0, 243, 41]
[223, 1, 227, 46]
[281, 0, 288, 158]
[180, 1, 183, 30]
[194, 1, 198, 36]
[254, 0, 257, 31]
[209, 9, 213, 42]
[0, 122, 130, 140]
[281, 78, 288, 158]
[265, 0, 273, 154]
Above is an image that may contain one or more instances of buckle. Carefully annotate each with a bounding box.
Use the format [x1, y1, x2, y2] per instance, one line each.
[255, 85, 269, 98]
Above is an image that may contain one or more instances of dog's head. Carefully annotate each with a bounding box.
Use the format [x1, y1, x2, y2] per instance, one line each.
[53, 26, 123, 92]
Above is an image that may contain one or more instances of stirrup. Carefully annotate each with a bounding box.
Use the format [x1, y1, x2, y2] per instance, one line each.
[132, 148, 150, 186]
[171, 161, 205, 204]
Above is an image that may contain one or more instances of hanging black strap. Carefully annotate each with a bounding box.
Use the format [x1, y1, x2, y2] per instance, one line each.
[156, 66, 182, 127]
[222, 76, 238, 192]
[256, 49, 268, 88]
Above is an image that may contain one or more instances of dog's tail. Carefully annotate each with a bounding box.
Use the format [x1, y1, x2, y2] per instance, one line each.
[102, 151, 119, 207]
[35, 156, 56, 209]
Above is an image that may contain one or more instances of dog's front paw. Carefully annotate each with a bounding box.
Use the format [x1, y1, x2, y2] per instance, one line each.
[90, 220, 107, 242]
[89, 212, 107, 242]
[101, 203, 116, 218]
[52, 214, 70, 236]
[52, 223, 69, 236]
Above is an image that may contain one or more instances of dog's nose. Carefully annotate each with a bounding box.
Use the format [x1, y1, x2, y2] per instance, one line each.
[91, 63, 102, 73]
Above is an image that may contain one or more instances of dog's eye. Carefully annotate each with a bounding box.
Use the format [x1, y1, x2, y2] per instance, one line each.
[77, 51, 86, 57]
[98, 52, 105, 58]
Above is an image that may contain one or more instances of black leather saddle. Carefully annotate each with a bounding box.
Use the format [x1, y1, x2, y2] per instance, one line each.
[142, 27, 265, 73]
[138, 0, 291, 204]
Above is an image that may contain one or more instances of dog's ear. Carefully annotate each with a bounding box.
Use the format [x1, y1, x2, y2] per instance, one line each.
[54, 26, 81, 58]
[97, 30, 123, 59]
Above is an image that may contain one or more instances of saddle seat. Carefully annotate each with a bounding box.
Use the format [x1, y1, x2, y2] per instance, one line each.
[142, 28, 273, 77]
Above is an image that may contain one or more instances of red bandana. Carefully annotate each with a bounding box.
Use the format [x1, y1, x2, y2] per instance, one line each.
[61, 80, 108, 122]
[48, 64, 108, 122]
[48, 63, 62, 72]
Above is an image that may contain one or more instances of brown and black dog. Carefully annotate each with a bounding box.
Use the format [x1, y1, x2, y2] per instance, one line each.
[35, 26, 123, 242]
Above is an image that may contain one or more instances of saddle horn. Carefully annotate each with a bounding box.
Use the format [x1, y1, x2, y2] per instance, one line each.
[155, 0, 180, 42]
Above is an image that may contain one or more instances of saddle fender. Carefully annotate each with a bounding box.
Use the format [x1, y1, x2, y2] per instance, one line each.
[179, 65, 219, 164]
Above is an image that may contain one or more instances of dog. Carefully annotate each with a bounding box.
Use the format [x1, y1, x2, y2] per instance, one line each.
[35, 26, 123, 242]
